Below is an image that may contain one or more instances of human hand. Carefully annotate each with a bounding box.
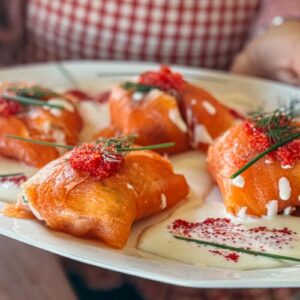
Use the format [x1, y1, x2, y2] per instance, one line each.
[231, 21, 300, 85]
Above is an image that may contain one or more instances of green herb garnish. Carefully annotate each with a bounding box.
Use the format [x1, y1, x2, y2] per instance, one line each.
[6, 135, 175, 153]
[2, 94, 64, 110]
[231, 101, 300, 179]
[5, 135, 74, 149]
[174, 235, 300, 263]
[9, 84, 59, 99]
[249, 100, 300, 143]
[122, 82, 160, 93]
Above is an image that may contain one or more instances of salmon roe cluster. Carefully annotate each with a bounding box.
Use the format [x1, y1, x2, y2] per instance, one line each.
[0, 97, 22, 117]
[69, 143, 124, 180]
[243, 120, 300, 166]
[139, 65, 185, 92]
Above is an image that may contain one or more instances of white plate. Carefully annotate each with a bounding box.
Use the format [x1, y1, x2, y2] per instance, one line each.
[0, 61, 300, 288]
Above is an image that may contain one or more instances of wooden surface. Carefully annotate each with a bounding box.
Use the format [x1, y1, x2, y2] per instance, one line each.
[0, 236, 77, 300]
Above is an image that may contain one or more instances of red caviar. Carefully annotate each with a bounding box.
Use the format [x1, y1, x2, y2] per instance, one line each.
[139, 65, 185, 92]
[168, 217, 296, 263]
[0, 97, 22, 117]
[69, 143, 124, 180]
[243, 120, 300, 166]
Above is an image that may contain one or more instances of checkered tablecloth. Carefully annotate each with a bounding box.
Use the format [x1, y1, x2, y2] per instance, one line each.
[24, 0, 259, 69]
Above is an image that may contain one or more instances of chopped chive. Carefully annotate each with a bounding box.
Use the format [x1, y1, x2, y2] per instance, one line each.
[174, 235, 300, 263]
[119, 142, 175, 152]
[230, 131, 300, 179]
[2, 94, 64, 109]
[5, 135, 175, 153]
[5, 134, 74, 149]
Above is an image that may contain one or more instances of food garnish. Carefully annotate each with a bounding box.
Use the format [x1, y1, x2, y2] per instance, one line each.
[122, 66, 185, 93]
[5, 134, 74, 149]
[231, 101, 300, 179]
[2, 94, 64, 110]
[8, 84, 59, 99]
[6, 135, 175, 180]
[173, 235, 300, 263]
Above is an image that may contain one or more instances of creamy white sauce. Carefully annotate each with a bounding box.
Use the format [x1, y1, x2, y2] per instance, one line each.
[202, 101, 216, 115]
[190, 99, 197, 105]
[281, 164, 294, 169]
[77, 102, 110, 143]
[138, 152, 300, 270]
[237, 206, 247, 220]
[231, 175, 245, 188]
[127, 183, 134, 190]
[132, 92, 144, 102]
[265, 200, 278, 217]
[160, 194, 167, 210]
[0, 157, 37, 203]
[278, 177, 291, 201]
[283, 206, 294, 216]
[265, 159, 273, 164]
[193, 124, 213, 145]
[168, 108, 188, 133]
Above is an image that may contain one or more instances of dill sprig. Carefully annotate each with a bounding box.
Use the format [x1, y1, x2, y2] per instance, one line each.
[173, 235, 300, 263]
[249, 100, 300, 143]
[231, 101, 300, 179]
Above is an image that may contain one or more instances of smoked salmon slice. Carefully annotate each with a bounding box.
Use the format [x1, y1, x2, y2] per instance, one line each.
[0, 82, 83, 167]
[108, 86, 191, 154]
[207, 122, 300, 217]
[17, 146, 189, 248]
[101, 66, 235, 154]
[180, 82, 234, 151]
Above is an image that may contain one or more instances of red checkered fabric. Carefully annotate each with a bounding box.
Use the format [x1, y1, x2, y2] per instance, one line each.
[24, 0, 260, 69]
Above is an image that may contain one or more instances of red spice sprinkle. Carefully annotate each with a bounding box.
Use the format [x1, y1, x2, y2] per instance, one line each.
[168, 218, 297, 263]
[69, 143, 124, 180]
[0, 175, 27, 185]
[243, 120, 300, 167]
[0, 96, 22, 117]
[209, 250, 240, 262]
[139, 65, 185, 92]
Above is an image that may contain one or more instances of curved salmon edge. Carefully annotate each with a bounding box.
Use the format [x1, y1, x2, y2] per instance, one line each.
[109, 85, 191, 154]
[3, 204, 35, 219]
[19, 150, 189, 249]
[0, 117, 59, 168]
[207, 123, 300, 217]
[180, 82, 234, 151]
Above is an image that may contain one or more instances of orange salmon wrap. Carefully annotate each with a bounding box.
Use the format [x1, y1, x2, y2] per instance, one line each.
[180, 82, 234, 151]
[98, 66, 235, 154]
[108, 86, 191, 154]
[0, 83, 83, 167]
[207, 123, 300, 217]
[18, 150, 189, 248]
